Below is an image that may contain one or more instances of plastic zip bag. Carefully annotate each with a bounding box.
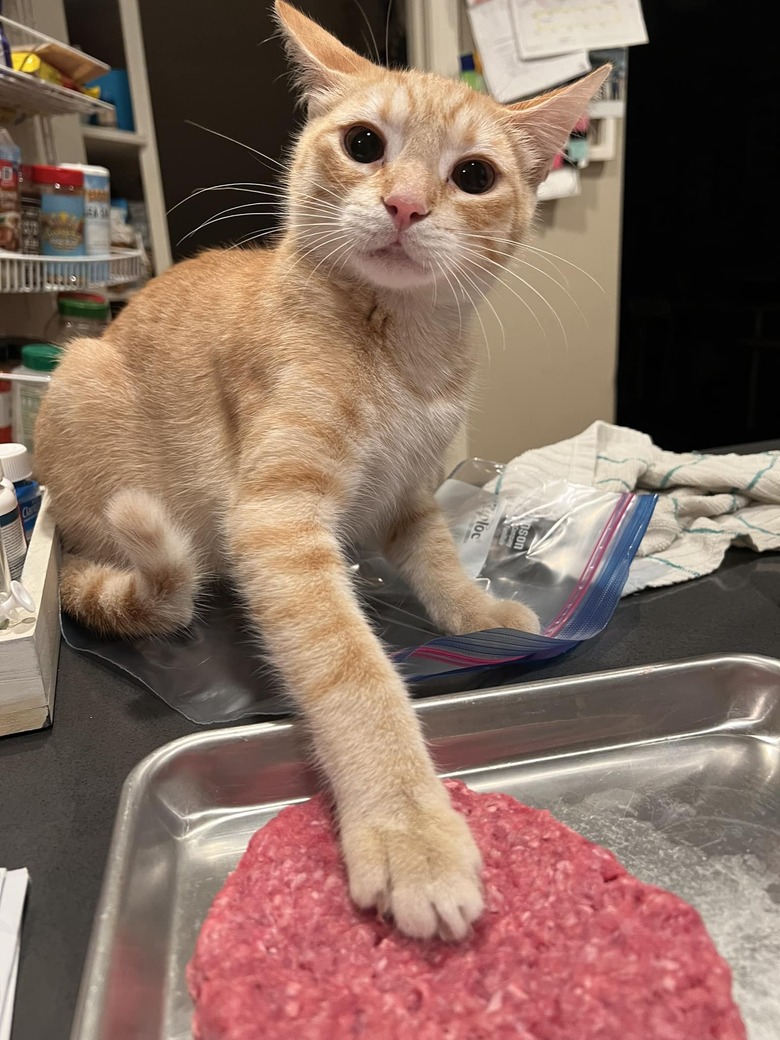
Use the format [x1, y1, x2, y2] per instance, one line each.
[61, 459, 655, 723]
[365, 459, 657, 681]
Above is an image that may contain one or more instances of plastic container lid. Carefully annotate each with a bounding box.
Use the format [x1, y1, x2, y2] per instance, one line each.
[31, 164, 83, 187]
[20, 343, 63, 372]
[59, 162, 110, 179]
[0, 444, 32, 482]
[57, 294, 110, 319]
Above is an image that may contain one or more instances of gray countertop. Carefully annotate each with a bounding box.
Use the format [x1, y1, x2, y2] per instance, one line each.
[2, 547, 779, 1040]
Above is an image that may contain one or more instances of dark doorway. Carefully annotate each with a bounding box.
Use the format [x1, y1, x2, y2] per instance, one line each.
[617, 0, 779, 450]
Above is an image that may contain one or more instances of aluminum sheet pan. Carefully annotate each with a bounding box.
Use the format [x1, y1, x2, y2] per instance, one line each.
[72, 654, 780, 1040]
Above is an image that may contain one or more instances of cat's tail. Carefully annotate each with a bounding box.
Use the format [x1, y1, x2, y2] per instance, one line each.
[60, 489, 200, 639]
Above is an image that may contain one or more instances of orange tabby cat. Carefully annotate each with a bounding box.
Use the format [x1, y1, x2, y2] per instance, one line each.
[36, 2, 608, 940]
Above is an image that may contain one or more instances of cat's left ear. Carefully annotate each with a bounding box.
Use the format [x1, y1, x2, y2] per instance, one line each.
[508, 65, 611, 187]
[275, 0, 375, 108]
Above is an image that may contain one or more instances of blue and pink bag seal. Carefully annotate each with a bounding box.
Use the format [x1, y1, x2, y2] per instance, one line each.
[390, 461, 657, 681]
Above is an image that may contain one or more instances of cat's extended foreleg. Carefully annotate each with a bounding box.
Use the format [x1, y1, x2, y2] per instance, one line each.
[229, 460, 482, 940]
[384, 493, 540, 635]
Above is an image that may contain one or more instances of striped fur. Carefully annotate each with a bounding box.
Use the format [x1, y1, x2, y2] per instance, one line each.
[35, 2, 607, 940]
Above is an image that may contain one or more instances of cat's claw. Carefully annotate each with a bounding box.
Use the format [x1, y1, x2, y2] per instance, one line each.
[342, 792, 484, 941]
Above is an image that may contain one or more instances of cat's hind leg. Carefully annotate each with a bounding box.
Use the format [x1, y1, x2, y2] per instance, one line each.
[59, 489, 200, 638]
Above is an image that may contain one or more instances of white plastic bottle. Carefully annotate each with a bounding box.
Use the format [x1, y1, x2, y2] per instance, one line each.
[11, 342, 62, 455]
[0, 476, 26, 581]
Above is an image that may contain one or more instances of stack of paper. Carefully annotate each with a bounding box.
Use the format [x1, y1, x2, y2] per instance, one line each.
[0, 869, 28, 1040]
[466, 0, 647, 103]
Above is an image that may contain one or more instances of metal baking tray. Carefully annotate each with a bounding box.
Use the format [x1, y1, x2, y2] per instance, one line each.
[71, 654, 780, 1040]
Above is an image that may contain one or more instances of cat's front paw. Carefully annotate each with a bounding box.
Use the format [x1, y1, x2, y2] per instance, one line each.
[442, 593, 541, 637]
[341, 788, 483, 941]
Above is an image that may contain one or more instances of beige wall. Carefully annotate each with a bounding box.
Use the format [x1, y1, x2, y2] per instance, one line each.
[467, 122, 625, 463]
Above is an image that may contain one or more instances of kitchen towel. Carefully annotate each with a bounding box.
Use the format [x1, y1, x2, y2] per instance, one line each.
[0, 868, 28, 1040]
[493, 421, 780, 594]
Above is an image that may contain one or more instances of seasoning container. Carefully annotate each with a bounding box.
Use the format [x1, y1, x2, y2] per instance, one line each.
[0, 444, 41, 542]
[46, 292, 111, 345]
[60, 163, 110, 255]
[33, 164, 85, 257]
[11, 343, 63, 455]
[0, 128, 21, 253]
[19, 165, 41, 255]
[0, 473, 26, 581]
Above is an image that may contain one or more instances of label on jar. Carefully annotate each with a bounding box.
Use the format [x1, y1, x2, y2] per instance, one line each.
[0, 158, 21, 253]
[21, 196, 41, 255]
[40, 192, 85, 257]
[15, 382, 46, 453]
[83, 172, 111, 255]
[0, 507, 27, 581]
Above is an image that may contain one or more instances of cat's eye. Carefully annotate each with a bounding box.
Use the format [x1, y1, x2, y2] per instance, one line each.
[452, 159, 496, 195]
[344, 125, 385, 164]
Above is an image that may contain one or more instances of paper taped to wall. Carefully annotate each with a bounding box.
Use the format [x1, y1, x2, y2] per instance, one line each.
[467, 0, 591, 102]
[510, 0, 648, 60]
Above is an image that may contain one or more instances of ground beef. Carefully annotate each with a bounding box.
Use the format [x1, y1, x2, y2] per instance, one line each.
[187, 780, 745, 1040]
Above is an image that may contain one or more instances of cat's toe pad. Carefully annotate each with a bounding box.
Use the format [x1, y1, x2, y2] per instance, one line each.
[342, 796, 483, 941]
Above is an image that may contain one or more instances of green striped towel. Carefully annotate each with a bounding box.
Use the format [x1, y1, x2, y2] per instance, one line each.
[494, 421, 780, 593]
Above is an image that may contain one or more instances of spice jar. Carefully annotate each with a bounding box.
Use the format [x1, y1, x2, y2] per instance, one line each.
[33, 165, 85, 257]
[45, 292, 111, 345]
[0, 128, 21, 253]
[60, 164, 111, 256]
[12, 343, 63, 454]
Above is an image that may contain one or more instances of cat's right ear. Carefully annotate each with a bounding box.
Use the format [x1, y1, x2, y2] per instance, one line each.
[274, 1, 374, 109]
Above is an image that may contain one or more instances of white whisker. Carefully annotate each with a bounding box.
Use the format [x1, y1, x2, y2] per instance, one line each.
[458, 237, 570, 295]
[183, 120, 290, 175]
[169, 183, 341, 216]
[305, 234, 354, 286]
[461, 232, 604, 292]
[227, 227, 287, 250]
[461, 248, 566, 349]
[384, 0, 394, 67]
[449, 255, 506, 356]
[179, 204, 335, 245]
[442, 256, 490, 368]
[522, 242, 604, 293]
[353, 0, 381, 63]
[433, 257, 463, 346]
[460, 252, 549, 348]
[181, 122, 345, 206]
[283, 229, 353, 280]
[459, 243, 587, 330]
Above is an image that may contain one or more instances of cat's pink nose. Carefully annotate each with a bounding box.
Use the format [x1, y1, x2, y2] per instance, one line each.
[383, 195, 429, 232]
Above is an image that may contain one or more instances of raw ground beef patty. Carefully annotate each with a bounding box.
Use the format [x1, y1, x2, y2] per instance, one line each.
[187, 780, 745, 1040]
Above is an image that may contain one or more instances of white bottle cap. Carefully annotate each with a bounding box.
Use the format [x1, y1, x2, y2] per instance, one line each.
[0, 580, 35, 619]
[0, 444, 32, 483]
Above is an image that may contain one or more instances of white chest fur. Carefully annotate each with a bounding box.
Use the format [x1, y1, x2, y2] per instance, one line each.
[350, 366, 470, 542]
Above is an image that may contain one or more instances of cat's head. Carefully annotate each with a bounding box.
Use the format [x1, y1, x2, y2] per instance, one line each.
[276, 0, 607, 293]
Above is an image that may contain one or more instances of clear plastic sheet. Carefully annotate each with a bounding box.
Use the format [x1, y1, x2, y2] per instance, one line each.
[62, 459, 655, 723]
